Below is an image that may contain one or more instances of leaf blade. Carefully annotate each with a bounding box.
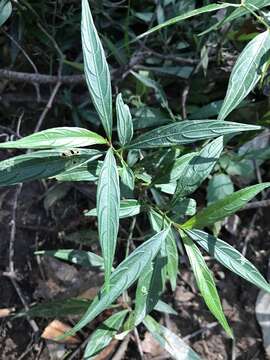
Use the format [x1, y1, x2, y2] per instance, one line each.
[218, 30, 270, 121]
[128, 120, 261, 149]
[185, 229, 270, 293]
[97, 149, 120, 290]
[116, 93, 133, 146]
[0, 127, 106, 149]
[81, 0, 112, 139]
[182, 183, 270, 230]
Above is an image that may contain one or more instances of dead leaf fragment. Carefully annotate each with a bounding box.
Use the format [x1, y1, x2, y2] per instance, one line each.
[256, 290, 270, 359]
[42, 320, 80, 344]
[0, 308, 14, 318]
[141, 332, 166, 357]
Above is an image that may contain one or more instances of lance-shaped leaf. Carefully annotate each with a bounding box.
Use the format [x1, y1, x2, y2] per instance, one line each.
[86, 199, 141, 219]
[218, 31, 270, 121]
[128, 120, 261, 149]
[0, 127, 106, 149]
[136, 3, 234, 40]
[134, 255, 166, 326]
[149, 209, 178, 290]
[84, 310, 128, 360]
[173, 136, 223, 200]
[97, 149, 120, 290]
[17, 298, 90, 319]
[0, 149, 101, 187]
[54, 161, 101, 182]
[185, 229, 270, 294]
[116, 93, 133, 146]
[36, 249, 104, 270]
[143, 315, 201, 360]
[60, 229, 168, 336]
[0, 0, 12, 26]
[182, 182, 270, 230]
[82, 0, 112, 139]
[181, 233, 233, 338]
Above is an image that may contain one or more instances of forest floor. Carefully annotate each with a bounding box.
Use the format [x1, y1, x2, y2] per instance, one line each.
[0, 180, 269, 360]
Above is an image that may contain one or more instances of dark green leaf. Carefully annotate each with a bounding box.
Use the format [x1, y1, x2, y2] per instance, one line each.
[128, 120, 261, 149]
[0, 149, 101, 186]
[36, 249, 104, 270]
[207, 174, 234, 204]
[82, 0, 112, 139]
[54, 161, 101, 182]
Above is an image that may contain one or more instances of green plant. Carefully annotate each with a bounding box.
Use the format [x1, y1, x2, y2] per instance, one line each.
[1, 0, 270, 358]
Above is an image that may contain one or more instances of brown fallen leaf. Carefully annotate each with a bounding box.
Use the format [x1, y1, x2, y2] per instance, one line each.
[141, 331, 166, 357]
[0, 308, 14, 318]
[42, 320, 80, 344]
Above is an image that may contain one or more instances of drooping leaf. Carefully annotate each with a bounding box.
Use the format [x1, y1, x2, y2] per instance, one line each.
[143, 315, 201, 360]
[185, 229, 270, 294]
[0, 149, 101, 186]
[136, 3, 234, 40]
[207, 174, 234, 204]
[134, 254, 166, 326]
[116, 93, 133, 146]
[81, 0, 112, 139]
[86, 199, 141, 219]
[0, 0, 12, 26]
[36, 249, 104, 270]
[83, 310, 128, 360]
[128, 120, 261, 149]
[0, 127, 106, 149]
[120, 163, 135, 193]
[60, 229, 168, 336]
[17, 298, 90, 318]
[149, 209, 178, 290]
[97, 149, 120, 290]
[181, 233, 233, 338]
[218, 31, 270, 121]
[173, 136, 223, 200]
[182, 182, 270, 230]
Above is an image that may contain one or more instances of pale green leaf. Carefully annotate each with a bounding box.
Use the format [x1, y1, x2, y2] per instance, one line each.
[97, 148, 120, 290]
[60, 229, 168, 336]
[84, 310, 128, 360]
[82, 0, 112, 139]
[36, 249, 104, 270]
[185, 229, 270, 293]
[136, 3, 234, 40]
[149, 209, 178, 290]
[172, 198, 197, 217]
[128, 120, 261, 149]
[183, 182, 270, 230]
[181, 233, 233, 338]
[207, 174, 234, 204]
[0, 149, 101, 186]
[120, 163, 135, 193]
[218, 31, 270, 120]
[116, 93, 133, 146]
[0, 127, 106, 149]
[86, 199, 141, 219]
[143, 315, 201, 360]
[154, 300, 177, 315]
[0, 0, 12, 26]
[173, 136, 223, 200]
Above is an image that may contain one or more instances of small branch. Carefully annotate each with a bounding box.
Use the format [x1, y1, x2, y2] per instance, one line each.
[0, 69, 85, 84]
[111, 335, 131, 360]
